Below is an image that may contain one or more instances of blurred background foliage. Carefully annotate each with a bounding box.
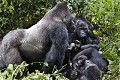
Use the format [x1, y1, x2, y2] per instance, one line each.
[0, 0, 120, 79]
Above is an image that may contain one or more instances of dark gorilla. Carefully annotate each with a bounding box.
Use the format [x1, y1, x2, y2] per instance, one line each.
[0, 3, 74, 73]
[66, 55, 100, 80]
[65, 55, 87, 80]
[73, 47, 109, 73]
[72, 55, 88, 71]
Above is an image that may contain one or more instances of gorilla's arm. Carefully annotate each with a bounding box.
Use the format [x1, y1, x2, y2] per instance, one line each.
[0, 30, 24, 69]
[87, 30, 99, 44]
[73, 48, 96, 60]
[43, 26, 69, 73]
[80, 44, 100, 50]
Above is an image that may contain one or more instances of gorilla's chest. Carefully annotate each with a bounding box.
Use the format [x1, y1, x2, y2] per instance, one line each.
[20, 41, 50, 52]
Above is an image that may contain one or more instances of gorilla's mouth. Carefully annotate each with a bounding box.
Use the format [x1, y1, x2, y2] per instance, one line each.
[79, 35, 87, 38]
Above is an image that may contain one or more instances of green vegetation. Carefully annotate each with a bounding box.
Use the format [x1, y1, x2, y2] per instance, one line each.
[0, 0, 120, 80]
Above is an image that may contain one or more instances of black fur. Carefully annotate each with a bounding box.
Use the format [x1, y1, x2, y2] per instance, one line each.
[64, 14, 108, 80]
[73, 47, 109, 73]
[66, 56, 100, 80]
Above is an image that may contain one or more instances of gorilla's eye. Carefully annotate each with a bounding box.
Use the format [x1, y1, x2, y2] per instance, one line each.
[79, 27, 87, 30]
[86, 61, 90, 63]
[64, 15, 67, 18]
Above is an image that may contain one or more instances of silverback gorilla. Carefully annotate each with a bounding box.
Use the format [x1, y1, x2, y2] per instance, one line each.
[0, 3, 74, 73]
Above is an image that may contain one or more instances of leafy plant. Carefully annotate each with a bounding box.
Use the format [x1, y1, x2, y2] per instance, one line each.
[0, 0, 120, 80]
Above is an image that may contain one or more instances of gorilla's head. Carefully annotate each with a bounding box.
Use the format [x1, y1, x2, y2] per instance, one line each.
[84, 60, 100, 80]
[44, 2, 75, 33]
[77, 55, 88, 66]
[74, 20, 89, 39]
[74, 14, 94, 31]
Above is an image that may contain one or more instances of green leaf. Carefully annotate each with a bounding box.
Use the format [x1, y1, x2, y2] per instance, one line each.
[2, 0, 8, 5]
[44, 62, 48, 67]
[7, 64, 13, 70]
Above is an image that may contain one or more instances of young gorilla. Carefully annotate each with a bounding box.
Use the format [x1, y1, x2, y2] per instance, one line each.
[73, 48, 109, 73]
[78, 60, 100, 80]
[0, 3, 74, 73]
[66, 55, 100, 80]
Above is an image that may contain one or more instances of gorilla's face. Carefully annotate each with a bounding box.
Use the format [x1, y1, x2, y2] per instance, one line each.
[75, 20, 89, 39]
[62, 9, 75, 33]
[77, 55, 88, 66]
[84, 60, 100, 80]
[63, 9, 73, 24]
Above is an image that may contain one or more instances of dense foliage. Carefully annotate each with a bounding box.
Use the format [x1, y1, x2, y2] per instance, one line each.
[0, 0, 120, 80]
